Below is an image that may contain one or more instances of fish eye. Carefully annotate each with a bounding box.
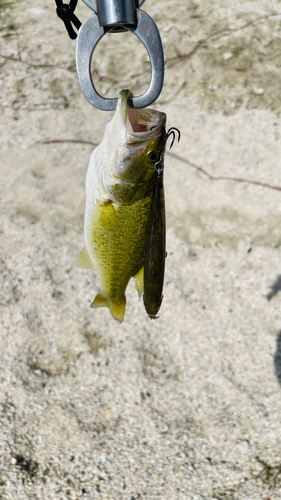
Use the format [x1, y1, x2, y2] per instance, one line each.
[148, 150, 159, 163]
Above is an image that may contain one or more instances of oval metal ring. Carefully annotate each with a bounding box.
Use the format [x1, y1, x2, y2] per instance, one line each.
[76, 10, 164, 110]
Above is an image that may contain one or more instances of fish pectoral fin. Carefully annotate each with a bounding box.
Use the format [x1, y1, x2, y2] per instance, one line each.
[99, 200, 117, 229]
[91, 293, 126, 323]
[133, 266, 144, 297]
[75, 194, 86, 216]
[75, 247, 94, 269]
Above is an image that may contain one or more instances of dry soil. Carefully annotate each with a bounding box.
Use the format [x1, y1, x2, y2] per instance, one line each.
[1, 1, 281, 499]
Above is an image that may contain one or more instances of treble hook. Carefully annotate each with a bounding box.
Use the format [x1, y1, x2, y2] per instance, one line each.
[154, 127, 181, 175]
[165, 127, 181, 150]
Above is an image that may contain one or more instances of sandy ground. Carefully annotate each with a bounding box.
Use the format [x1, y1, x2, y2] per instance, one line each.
[1, 0, 281, 499]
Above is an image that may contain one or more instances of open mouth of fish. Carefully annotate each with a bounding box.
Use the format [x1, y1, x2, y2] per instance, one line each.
[117, 90, 166, 143]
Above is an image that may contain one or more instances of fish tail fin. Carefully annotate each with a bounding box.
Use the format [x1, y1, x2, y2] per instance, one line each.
[109, 298, 126, 323]
[91, 293, 126, 323]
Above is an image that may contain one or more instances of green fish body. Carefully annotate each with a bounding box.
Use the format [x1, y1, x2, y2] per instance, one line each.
[76, 91, 166, 322]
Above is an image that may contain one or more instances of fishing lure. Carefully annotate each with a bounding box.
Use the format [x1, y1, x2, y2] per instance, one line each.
[143, 128, 181, 319]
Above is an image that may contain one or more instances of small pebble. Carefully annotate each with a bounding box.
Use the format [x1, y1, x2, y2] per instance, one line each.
[15, 314, 24, 323]
[222, 51, 234, 61]
[27, 8, 45, 15]
[253, 87, 264, 96]
[239, 440, 249, 453]
[235, 65, 247, 72]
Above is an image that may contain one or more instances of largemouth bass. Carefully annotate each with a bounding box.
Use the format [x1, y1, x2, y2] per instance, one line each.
[76, 90, 166, 322]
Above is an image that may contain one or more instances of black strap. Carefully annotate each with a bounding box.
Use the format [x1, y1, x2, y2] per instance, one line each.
[55, 0, 82, 40]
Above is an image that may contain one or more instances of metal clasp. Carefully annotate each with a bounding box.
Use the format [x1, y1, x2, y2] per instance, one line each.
[76, 0, 164, 110]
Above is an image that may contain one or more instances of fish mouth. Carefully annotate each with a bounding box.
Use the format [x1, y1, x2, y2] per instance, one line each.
[117, 90, 166, 143]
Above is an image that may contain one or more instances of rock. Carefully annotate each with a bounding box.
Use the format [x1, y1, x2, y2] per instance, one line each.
[222, 51, 234, 61]
[253, 87, 265, 96]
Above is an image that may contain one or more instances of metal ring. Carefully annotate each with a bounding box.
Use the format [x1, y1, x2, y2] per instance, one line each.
[76, 10, 164, 110]
[82, 0, 146, 13]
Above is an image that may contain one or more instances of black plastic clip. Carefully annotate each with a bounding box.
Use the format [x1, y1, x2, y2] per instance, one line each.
[55, 0, 82, 40]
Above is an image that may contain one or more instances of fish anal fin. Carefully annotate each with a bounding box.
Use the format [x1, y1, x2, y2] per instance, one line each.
[75, 247, 94, 269]
[91, 293, 126, 323]
[75, 194, 86, 216]
[133, 266, 144, 297]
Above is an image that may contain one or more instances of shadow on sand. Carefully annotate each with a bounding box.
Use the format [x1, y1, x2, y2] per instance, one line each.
[274, 331, 281, 386]
[267, 275, 281, 301]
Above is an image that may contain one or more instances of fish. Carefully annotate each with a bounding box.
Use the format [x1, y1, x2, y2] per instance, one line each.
[76, 89, 166, 323]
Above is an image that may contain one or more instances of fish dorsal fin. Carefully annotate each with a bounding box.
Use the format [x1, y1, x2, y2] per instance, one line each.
[75, 247, 94, 269]
[133, 266, 144, 297]
[75, 194, 86, 216]
[91, 293, 126, 323]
